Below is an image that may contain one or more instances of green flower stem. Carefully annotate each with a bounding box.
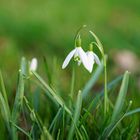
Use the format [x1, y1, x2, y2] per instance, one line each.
[89, 31, 108, 115]
[74, 25, 87, 47]
[69, 66, 75, 109]
[104, 56, 108, 115]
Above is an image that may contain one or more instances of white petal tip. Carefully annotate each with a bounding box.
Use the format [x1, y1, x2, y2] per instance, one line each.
[62, 65, 65, 69]
[62, 49, 76, 70]
[88, 69, 92, 73]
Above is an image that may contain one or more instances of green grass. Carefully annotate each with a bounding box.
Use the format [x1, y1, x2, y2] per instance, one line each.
[0, 30, 140, 140]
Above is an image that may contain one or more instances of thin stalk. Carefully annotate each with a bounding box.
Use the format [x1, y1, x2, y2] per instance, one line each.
[10, 121, 32, 140]
[74, 25, 87, 47]
[69, 67, 75, 108]
[89, 31, 108, 115]
[104, 57, 108, 115]
[23, 96, 43, 133]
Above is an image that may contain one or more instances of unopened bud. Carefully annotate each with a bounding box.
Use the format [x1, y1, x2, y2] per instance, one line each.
[30, 58, 38, 72]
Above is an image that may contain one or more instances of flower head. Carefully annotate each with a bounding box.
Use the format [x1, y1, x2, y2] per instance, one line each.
[30, 58, 38, 72]
[62, 47, 89, 70]
[62, 35, 90, 71]
[86, 43, 101, 73]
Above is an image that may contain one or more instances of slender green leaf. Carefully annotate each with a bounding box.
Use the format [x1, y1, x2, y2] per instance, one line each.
[0, 71, 10, 116]
[80, 125, 89, 140]
[111, 71, 130, 122]
[12, 72, 24, 122]
[32, 71, 71, 115]
[0, 92, 10, 126]
[49, 108, 62, 132]
[10, 121, 31, 139]
[100, 75, 123, 95]
[42, 126, 54, 140]
[101, 103, 140, 139]
[56, 129, 61, 140]
[125, 108, 140, 117]
[43, 56, 52, 85]
[33, 79, 59, 108]
[82, 61, 104, 99]
[101, 114, 126, 139]
[11, 58, 26, 140]
[81, 94, 101, 125]
[23, 96, 43, 133]
[100, 71, 130, 139]
[21, 57, 28, 76]
[24, 96, 52, 140]
[68, 91, 83, 140]
[81, 75, 123, 125]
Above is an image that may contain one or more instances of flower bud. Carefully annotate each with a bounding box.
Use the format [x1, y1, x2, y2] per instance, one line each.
[30, 58, 38, 72]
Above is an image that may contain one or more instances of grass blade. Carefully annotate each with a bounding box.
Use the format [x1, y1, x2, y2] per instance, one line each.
[32, 71, 71, 115]
[82, 61, 103, 99]
[80, 125, 89, 140]
[101, 102, 139, 139]
[56, 129, 61, 140]
[10, 121, 31, 139]
[24, 96, 53, 140]
[125, 108, 140, 117]
[81, 75, 123, 124]
[43, 56, 52, 85]
[49, 108, 62, 132]
[0, 92, 10, 130]
[11, 58, 25, 140]
[100, 75, 123, 95]
[41, 126, 54, 140]
[21, 57, 28, 76]
[0, 71, 10, 116]
[111, 71, 130, 122]
[68, 91, 83, 140]
[23, 96, 43, 132]
[12, 70, 25, 121]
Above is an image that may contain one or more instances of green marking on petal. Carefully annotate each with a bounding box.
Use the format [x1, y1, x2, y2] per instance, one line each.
[74, 56, 80, 62]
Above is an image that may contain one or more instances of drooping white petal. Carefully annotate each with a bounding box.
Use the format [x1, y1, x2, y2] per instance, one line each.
[77, 47, 90, 71]
[30, 58, 38, 72]
[74, 48, 79, 58]
[74, 48, 82, 66]
[86, 51, 95, 73]
[62, 48, 76, 69]
[93, 53, 101, 65]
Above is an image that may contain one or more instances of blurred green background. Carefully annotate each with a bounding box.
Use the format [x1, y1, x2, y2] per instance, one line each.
[0, 0, 140, 89]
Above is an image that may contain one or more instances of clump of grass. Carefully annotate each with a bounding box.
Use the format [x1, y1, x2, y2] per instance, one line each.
[0, 28, 140, 140]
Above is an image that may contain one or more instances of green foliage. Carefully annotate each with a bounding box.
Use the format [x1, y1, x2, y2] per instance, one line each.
[0, 56, 139, 140]
[111, 71, 130, 122]
[68, 91, 82, 140]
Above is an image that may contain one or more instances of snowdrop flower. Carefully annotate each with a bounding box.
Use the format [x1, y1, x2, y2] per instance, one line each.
[86, 44, 101, 73]
[62, 35, 90, 72]
[30, 58, 38, 72]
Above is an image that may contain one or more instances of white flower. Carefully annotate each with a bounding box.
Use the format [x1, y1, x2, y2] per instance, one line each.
[30, 58, 38, 72]
[86, 51, 101, 73]
[62, 47, 90, 71]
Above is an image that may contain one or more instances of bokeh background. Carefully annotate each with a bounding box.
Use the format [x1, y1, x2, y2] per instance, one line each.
[0, 0, 140, 97]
